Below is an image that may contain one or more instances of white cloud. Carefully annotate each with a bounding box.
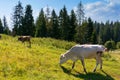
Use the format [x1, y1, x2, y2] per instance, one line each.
[84, 0, 120, 22]
[85, 1, 104, 11]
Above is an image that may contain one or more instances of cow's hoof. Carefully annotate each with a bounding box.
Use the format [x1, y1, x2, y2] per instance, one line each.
[84, 69, 87, 74]
[93, 69, 96, 72]
[100, 67, 102, 70]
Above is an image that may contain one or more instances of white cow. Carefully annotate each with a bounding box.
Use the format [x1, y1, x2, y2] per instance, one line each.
[59, 44, 107, 73]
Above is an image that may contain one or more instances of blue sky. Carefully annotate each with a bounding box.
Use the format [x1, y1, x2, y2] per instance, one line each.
[0, 0, 120, 29]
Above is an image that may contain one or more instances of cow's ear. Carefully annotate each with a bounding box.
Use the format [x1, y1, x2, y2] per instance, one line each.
[61, 54, 64, 57]
[61, 54, 63, 56]
[62, 54, 65, 57]
[61, 54, 66, 59]
[104, 48, 108, 51]
[63, 54, 66, 59]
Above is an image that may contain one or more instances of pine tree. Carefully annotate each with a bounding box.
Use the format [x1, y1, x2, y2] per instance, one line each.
[35, 9, 47, 37]
[69, 10, 77, 41]
[99, 22, 105, 44]
[75, 1, 85, 43]
[12, 1, 23, 36]
[91, 30, 97, 44]
[93, 21, 100, 44]
[45, 5, 51, 37]
[22, 5, 35, 36]
[104, 21, 113, 42]
[99, 21, 112, 44]
[86, 17, 94, 43]
[77, 1, 85, 26]
[3, 16, 10, 35]
[0, 19, 3, 33]
[113, 21, 120, 42]
[45, 5, 51, 19]
[50, 9, 60, 39]
[60, 6, 71, 40]
[58, 9, 63, 39]
[75, 20, 88, 43]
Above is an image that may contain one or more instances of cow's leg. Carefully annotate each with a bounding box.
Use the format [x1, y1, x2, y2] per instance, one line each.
[22, 41, 25, 45]
[72, 61, 75, 69]
[29, 41, 31, 47]
[80, 58, 87, 73]
[99, 58, 103, 70]
[93, 57, 99, 72]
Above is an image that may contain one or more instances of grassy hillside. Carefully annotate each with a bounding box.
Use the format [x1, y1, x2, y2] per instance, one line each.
[0, 34, 120, 80]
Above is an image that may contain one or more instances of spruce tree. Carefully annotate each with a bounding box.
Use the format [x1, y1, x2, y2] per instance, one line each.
[77, 1, 85, 26]
[58, 9, 63, 39]
[75, 1, 85, 43]
[12, 1, 23, 36]
[45, 5, 51, 37]
[50, 9, 60, 39]
[75, 21, 88, 43]
[61, 6, 70, 40]
[113, 21, 120, 42]
[22, 5, 35, 36]
[3, 16, 10, 35]
[99, 22, 105, 44]
[69, 10, 77, 41]
[86, 17, 94, 43]
[35, 9, 47, 37]
[0, 19, 3, 33]
[91, 30, 97, 44]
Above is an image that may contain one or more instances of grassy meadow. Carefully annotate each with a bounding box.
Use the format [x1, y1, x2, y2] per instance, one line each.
[0, 34, 120, 80]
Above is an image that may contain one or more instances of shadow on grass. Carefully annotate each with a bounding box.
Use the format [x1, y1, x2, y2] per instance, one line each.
[61, 66, 114, 80]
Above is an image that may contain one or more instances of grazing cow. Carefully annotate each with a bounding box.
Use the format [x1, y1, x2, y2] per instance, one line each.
[59, 44, 107, 73]
[18, 36, 31, 47]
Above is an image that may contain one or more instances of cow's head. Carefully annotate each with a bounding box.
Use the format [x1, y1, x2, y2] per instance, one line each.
[18, 37, 22, 41]
[59, 54, 67, 65]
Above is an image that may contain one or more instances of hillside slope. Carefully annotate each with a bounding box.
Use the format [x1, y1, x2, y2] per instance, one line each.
[0, 34, 120, 80]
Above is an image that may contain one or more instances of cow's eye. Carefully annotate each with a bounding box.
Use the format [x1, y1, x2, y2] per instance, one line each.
[60, 56, 65, 60]
[60, 56, 63, 59]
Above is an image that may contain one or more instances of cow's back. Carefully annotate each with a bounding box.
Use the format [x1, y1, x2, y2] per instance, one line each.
[70, 45, 98, 59]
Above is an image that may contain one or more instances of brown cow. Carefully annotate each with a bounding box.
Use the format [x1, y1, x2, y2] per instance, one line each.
[18, 36, 31, 47]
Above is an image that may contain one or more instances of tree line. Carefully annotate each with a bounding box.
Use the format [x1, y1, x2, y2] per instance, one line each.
[0, 1, 120, 45]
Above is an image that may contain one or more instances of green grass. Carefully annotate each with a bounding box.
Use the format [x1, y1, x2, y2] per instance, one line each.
[0, 34, 120, 80]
